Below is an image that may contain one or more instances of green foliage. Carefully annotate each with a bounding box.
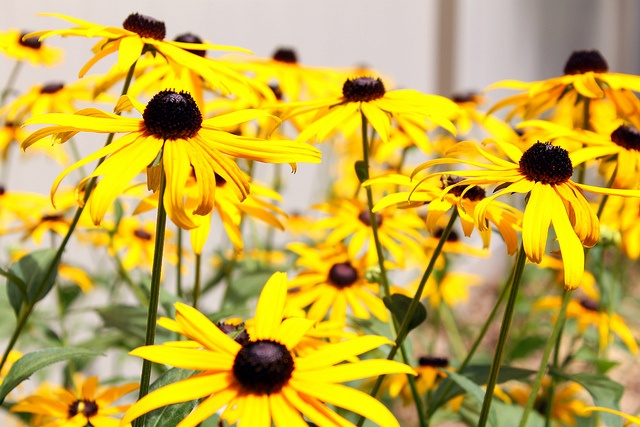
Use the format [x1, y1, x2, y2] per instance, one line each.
[3, 249, 60, 316]
[383, 294, 427, 332]
[144, 368, 198, 427]
[0, 347, 99, 404]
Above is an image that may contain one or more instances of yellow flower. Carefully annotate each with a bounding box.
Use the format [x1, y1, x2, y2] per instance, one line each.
[23, 90, 321, 230]
[135, 171, 285, 254]
[520, 119, 640, 189]
[414, 138, 640, 289]
[534, 294, 638, 355]
[0, 186, 50, 235]
[27, 13, 257, 97]
[313, 197, 425, 267]
[275, 75, 459, 144]
[508, 378, 589, 427]
[367, 173, 522, 255]
[123, 272, 416, 427]
[450, 92, 519, 142]
[488, 50, 640, 126]
[11, 375, 138, 427]
[286, 242, 391, 325]
[0, 29, 62, 66]
[583, 407, 640, 426]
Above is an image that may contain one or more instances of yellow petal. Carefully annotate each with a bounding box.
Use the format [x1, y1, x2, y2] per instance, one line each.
[295, 360, 415, 383]
[129, 346, 234, 371]
[550, 193, 584, 290]
[253, 272, 288, 340]
[295, 336, 393, 371]
[177, 388, 239, 427]
[522, 183, 553, 263]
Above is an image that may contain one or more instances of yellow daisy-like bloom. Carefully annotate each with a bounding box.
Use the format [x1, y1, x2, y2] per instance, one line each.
[508, 378, 589, 427]
[519, 119, 640, 189]
[276, 75, 459, 144]
[367, 173, 522, 255]
[27, 13, 257, 96]
[534, 294, 638, 355]
[488, 50, 640, 126]
[122, 272, 416, 427]
[384, 356, 450, 404]
[0, 29, 62, 66]
[313, 197, 425, 267]
[11, 375, 138, 427]
[22, 90, 321, 230]
[599, 195, 640, 260]
[450, 92, 519, 143]
[414, 138, 640, 289]
[413, 271, 482, 309]
[285, 242, 391, 325]
[0, 186, 50, 234]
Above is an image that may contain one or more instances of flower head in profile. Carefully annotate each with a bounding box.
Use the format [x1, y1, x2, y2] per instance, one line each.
[414, 138, 640, 289]
[23, 90, 321, 229]
[11, 375, 138, 427]
[27, 13, 252, 89]
[123, 272, 416, 427]
[488, 50, 640, 126]
[0, 29, 62, 66]
[275, 75, 459, 144]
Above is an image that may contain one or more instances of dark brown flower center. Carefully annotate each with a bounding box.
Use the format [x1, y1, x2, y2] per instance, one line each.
[433, 228, 459, 242]
[122, 13, 166, 40]
[40, 82, 64, 94]
[519, 142, 573, 185]
[143, 90, 202, 140]
[272, 47, 297, 64]
[233, 340, 294, 394]
[358, 210, 383, 227]
[418, 356, 449, 367]
[342, 77, 386, 102]
[0, 186, 5, 196]
[41, 213, 64, 222]
[217, 322, 250, 345]
[579, 298, 599, 312]
[214, 173, 227, 187]
[443, 176, 486, 201]
[19, 32, 42, 49]
[269, 83, 283, 101]
[563, 50, 608, 75]
[611, 125, 640, 152]
[133, 228, 152, 240]
[328, 262, 359, 288]
[68, 399, 99, 419]
[174, 33, 206, 57]
[451, 92, 479, 104]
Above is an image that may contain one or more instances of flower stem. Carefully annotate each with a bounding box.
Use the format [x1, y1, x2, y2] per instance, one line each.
[0, 60, 23, 106]
[477, 243, 526, 427]
[133, 165, 167, 427]
[518, 289, 572, 427]
[356, 211, 458, 427]
[192, 253, 202, 309]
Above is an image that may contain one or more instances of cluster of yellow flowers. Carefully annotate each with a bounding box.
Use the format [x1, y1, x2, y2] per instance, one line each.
[0, 12, 639, 427]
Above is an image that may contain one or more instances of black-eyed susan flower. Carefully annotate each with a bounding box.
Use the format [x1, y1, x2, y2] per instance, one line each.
[285, 241, 392, 325]
[382, 356, 459, 405]
[507, 378, 589, 427]
[534, 294, 638, 355]
[22, 90, 321, 229]
[488, 50, 640, 127]
[367, 173, 522, 255]
[135, 171, 285, 254]
[27, 13, 257, 96]
[11, 375, 138, 427]
[0, 29, 62, 66]
[519, 119, 640, 189]
[275, 75, 459, 144]
[313, 197, 425, 267]
[414, 138, 640, 289]
[0, 186, 50, 234]
[122, 272, 416, 427]
[599, 195, 640, 260]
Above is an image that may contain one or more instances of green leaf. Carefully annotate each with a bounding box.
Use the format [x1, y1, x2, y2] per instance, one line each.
[507, 335, 547, 361]
[223, 270, 278, 307]
[383, 294, 427, 332]
[0, 347, 100, 404]
[441, 369, 498, 427]
[144, 368, 197, 427]
[550, 369, 623, 427]
[5, 249, 60, 316]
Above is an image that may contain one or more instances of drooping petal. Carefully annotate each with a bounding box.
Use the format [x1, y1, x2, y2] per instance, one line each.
[173, 302, 242, 354]
[550, 193, 584, 290]
[522, 183, 553, 263]
[176, 387, 239, 427]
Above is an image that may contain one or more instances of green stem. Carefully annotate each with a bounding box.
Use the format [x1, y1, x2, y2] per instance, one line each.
[0, 60, 23, 107]
[192, 253, 202, 309]
[356, 211, 458, 427]
[518, 289, 572, 427]
[0, 307, 30, 384]
[477, 243, 527, 427]
[425, 272, 512, 420]
[360, 111, 391, 298]
[112, 251, 149, 306]
[133, 166, 167, 427]
[439, 303, 467, 360]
